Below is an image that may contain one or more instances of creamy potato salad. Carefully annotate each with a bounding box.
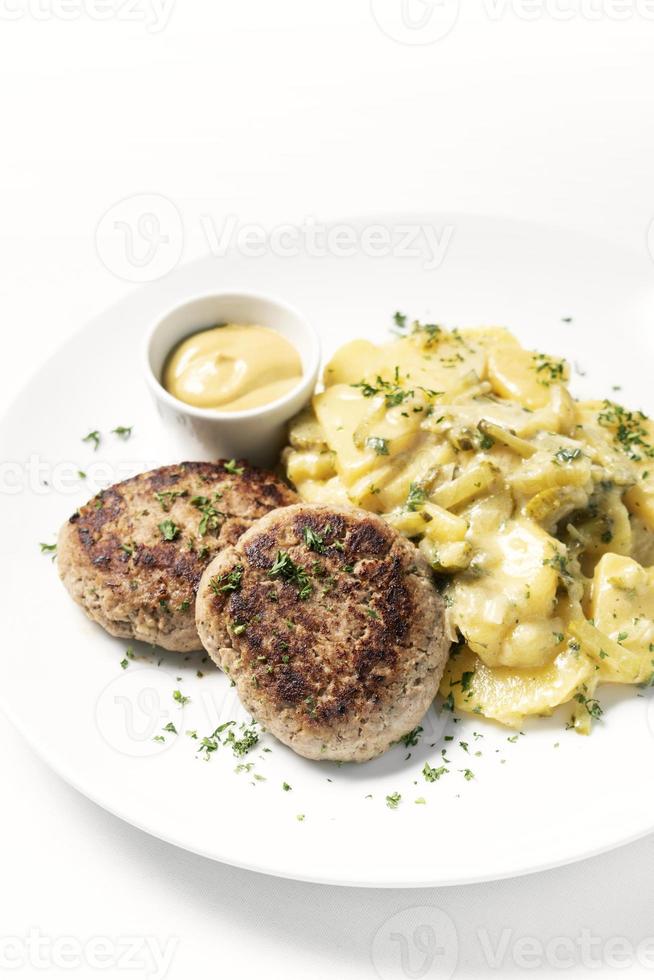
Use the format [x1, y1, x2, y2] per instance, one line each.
[284, 315, 654, 732]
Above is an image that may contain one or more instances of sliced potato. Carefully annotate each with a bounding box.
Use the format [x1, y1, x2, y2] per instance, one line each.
[431, 461, 498, 511]
[313, 385, 381, 486]
[625, 480, 654, 533]
[384, 509, 429, 538]
[575, 489, 632, 568]
[287, 407, 328, 451]
[569, 617, 653, 686]
[322, 339, 382, 387]
[458, 326, 521, 350]
[285, 449, 337, 485]
[284, 322, 654, 733]
[422, 501, 468, 542]
[488, 344, 570, 410]
[585, 553, 654, 683]
[419, 538, 472, 572]
[440, 645, 594, 728]
[450, 518, 561, 668]
[510, 447, 592, 496]
[291, 475, 351, 507]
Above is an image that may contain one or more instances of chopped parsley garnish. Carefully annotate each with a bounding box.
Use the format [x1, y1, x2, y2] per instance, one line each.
[225, 725, 259, 757]
[82, 430, 100, 451]
[392, 312, 443, 346]
[198, 733, 220, 759]
[210, 565, 244, 594]
[353, 370, 413, 408]
[172, 689, 190, 706]
[163, 722, 178, 735]
[235, 763, 254, 774]
[442, 692, 455, 712]
[159, 519, 180, 542]
[460, 670, 475, 693]
[120, 657, 129, 670]
[196, 720, 236, 760]
[366, 436, 390, 456]
[282, 782, 292, 791]
[303, 526, 326, 553]
[385, 792, 402, 809]
[155, 489, 187, 511]
[597, 400, 654, 461]
[399, 726, 423, 748]
[268, 550, 313, 600]
[460, 768, 475, 781]
[231, 622, 247, 635]
[532, 353, 566, 385]
[39, 541, 57, 557]
[111, 425, 133, 440]
[191, 496, 223, 536]
[543, 550, 573, 581]
[353, 366, 441, 409]
[224, 459, 244, 475]
[574, 692, 603, 720]
[406, 482, 428, 512]
[423, 763, 448, 782]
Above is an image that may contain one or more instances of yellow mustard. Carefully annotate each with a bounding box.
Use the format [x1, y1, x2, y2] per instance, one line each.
[163, 324, 302, 412]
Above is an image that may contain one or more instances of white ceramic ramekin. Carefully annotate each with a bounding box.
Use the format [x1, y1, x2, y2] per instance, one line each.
[143, 291, 320, 467]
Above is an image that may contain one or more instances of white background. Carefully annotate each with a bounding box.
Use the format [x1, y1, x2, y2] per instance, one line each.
[2, 2, 654, 978]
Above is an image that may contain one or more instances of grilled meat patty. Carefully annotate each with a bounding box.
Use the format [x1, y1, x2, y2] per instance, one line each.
[58, 460, 297, 652]
[195, 503, 450, 761]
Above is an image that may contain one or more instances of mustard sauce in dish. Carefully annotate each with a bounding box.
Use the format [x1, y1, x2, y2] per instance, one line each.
[163, 323, 303, 412]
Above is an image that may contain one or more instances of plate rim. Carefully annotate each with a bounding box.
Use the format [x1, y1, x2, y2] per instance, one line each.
[3, 209, 654, 888]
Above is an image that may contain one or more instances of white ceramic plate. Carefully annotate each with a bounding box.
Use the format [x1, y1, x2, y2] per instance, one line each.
[4, 213, 654, 888]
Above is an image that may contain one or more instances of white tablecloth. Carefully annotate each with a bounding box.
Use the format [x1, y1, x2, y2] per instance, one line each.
[2, 6, 654, 977]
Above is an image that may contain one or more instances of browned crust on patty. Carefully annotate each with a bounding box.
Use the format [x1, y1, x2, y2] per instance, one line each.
[58, 461, 296, 652]
[195, 504, 450, 761]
